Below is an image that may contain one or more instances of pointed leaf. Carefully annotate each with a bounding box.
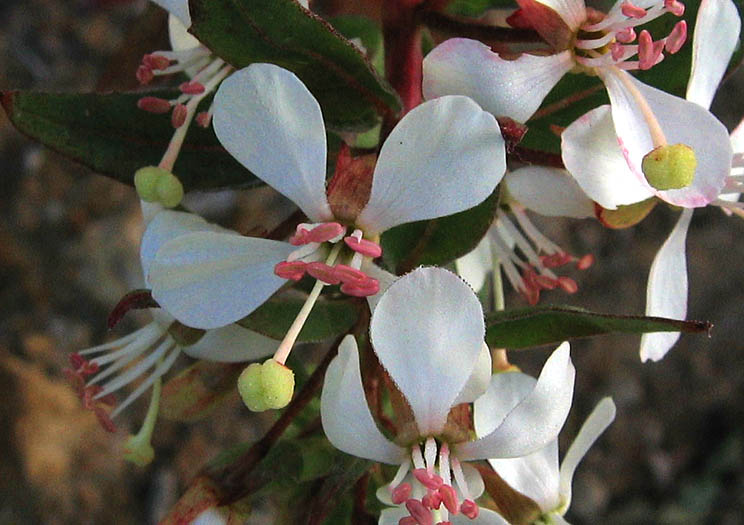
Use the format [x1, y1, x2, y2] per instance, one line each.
[486, 305, 711, 349]
[187, 0, 401, 130]
[1, 90, 259, 191]
[236, 297, 359, 342]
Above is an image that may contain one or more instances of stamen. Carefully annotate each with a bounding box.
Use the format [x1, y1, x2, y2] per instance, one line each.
[438, 485, 459, 514]
[137, 97, 172, 114]
[664, 0, 685, 16]
[340, 277, 379, 297]
[459, 500, 479, 519]
[179, 81, 206, 95]
[274, 260, 308, 281]
[142, 53, 171, 70]
[616, 26, 636, 43]
[413, 469, 444, 491]
[638, 30, 663, 70]
[306, 262, 342, 285]
[664, 21, 687, 54]
[621, 1, 647, 19]
[424, 437, 438, 475]
[405, 499, 433, 525]
[392, 483, 413, 504]
[344, 235, 382, 258]
[171, 103, 188, 128]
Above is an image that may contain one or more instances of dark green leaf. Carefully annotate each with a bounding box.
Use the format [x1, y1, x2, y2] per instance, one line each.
[381, 188, 499, 273]
[446, 0, 516, 17]
[486, 305, 712, 349]
[1, 90, 259, 191]
[303, 455, 371, 524]
[188, 0, 401, 130]
[237, 297, 359, 342]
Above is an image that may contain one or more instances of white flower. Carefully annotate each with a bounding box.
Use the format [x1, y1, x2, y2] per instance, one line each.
[66, 209, 279, 432]
[146, 62, 506, 332]
[320, 267, 576, 524]
[457, 167, 595, 304]
[476, 373, 616, 523]
[423, 0, 732, 213]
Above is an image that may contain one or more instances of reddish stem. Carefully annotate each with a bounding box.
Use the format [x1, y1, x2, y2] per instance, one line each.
[382, 0, 424, 122]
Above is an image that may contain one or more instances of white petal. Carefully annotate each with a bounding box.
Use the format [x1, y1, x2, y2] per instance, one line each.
[148, 232, 295, 329]
[183, 324, 278, 362]
[721, 118, 744, 203]
[532, 0, 587, 31]
[379, 508, 409, 525]
[357, 96, 505, 235]
[687, 0, 741, 109]
[453, 342, 493, 405]
[474, 371, 536, 438]
[599, 69, 732, 208]
[168, 14, 200, 51]
[455, 235, 493, 292]
[456, 342, 575, 460]
[213, 64, 332, 222]
[370, 267, 485, 436]
[639, 209, 693, 362]
[422, 39, 573, 123]
[140, 210, 227, 274]
[451, 509, 511, 525]
[505, 167, 595, 218]
[488, 440, 561, 512]
[558, 397, 616, 510]
[362, 262, 398, 313]
[562, 105, 654, 209]
[152, 0, 190, 27]
[192, 508, 227, 525]
[320, 335, 407, 464]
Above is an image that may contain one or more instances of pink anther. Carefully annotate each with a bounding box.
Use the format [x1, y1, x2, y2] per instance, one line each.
[341, 277, 380, 297]
[391, 482, 412, 504]
[333, 264, 368, 285]
[179, 81, 206, 95]
[274, 260, 307, 281]
[611, 42, 626, 62]
[405, 499, 433, 525]
[143, 53, 171, 70]
[94, 406, 117, 433]
[438, 485, 459, 514]
[344, 236, 382, 258]
[558, 276, 579, 294]
[639, 31, 664, 70]
[400, 518, 418, 525]
[460, 499, 479, 519]
[665, 21, 687, 54]
[423, 490, 442, 510]
[69, 353, 99, 376]
[413, 468, 443, 490]
[306, 222, 345, 243]
[306, 262, 342, 285]
[664, 0, 685, 16]
[171, 103, 188, 129]
[544, 252, 573, 268]
[576, 253, 595, 270]
[137, 96, 172, 114]
[616, 26, 636, 44]
[534, 274, 558, 290]
[195, 111, 211, 128]
[136, 65, 154, 85]
[621, 1, 647, 18]
[436, 522, 453, 525]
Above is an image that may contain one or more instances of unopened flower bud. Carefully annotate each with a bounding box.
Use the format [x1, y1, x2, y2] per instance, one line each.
[123, 432, 155, 467]
[642, 143, 696, 191]
[134, 166, 168, 202]
[156, 172, 185, 208]
[237, 359, 295, 412]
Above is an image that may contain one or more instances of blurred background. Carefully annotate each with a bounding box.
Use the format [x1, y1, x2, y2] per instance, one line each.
[0, 0, 742, 523]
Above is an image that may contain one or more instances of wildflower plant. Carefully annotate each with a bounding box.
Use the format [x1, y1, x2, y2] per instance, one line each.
[2, 0, 742, 522]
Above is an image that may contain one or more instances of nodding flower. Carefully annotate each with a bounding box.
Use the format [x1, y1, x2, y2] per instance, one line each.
[321, 267, 576, 524]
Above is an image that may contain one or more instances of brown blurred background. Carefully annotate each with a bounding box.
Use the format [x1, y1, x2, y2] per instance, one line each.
[0, 0, 742, 523]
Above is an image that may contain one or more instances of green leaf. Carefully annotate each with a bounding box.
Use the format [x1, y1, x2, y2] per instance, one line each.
[1, 90, 259, 191]
[188, 0, 401, 130]
[486, 305, 712, 349]
[302, 454, 371, 523]
[237, 297, 359, 342]
[446, 0, 516, 17]
[381, 188, 499, 273]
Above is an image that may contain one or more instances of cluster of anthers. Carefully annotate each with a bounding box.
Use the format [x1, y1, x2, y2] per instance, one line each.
[274, 222, 382, 297]
[388, 438, 480, 525]
[573, 0, 687, 71]
[135, 47, 230, 129]
[493, 205, 593, 305]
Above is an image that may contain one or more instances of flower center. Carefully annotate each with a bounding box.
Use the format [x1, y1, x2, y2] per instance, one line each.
[388, 437, 481, 524]
[573, 0, 687, 72]
[274, 222, 382, 297]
